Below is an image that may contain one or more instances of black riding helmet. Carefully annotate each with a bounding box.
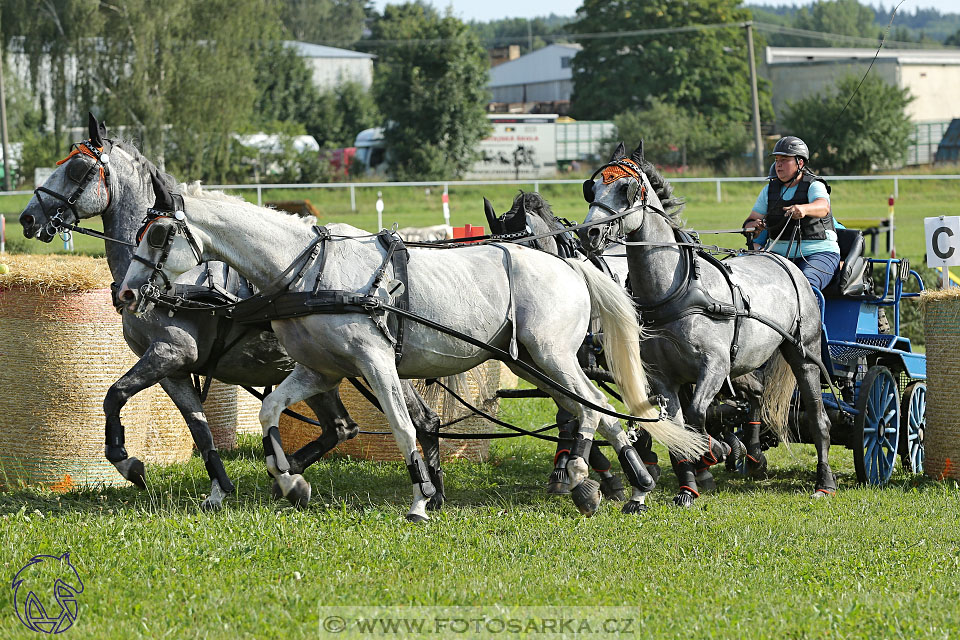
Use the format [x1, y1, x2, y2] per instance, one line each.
[771, 136, 809, 162]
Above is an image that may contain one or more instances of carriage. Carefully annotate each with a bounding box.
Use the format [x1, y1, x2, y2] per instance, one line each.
[712, 227, 927, 486]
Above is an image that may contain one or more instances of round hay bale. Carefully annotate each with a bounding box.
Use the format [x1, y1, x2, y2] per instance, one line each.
[921, 289, 960, 480]
[200, 380, 241, 451]
[0, 255, 192, 491]
[278, 361, 501, 462]
[235, 386, 264, 436]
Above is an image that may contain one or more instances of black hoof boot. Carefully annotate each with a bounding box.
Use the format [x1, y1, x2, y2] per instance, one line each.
[699, 435, 732, 469]
[285, 475, 312, 509]
[621, 500, 649, 515]
[673, 487, 698, 508]
[571, 478, 602, 516]
[405, 513, 429, 523]
[546, 465, 571, 495]
[599, 474, 626, 501]
[126, 458, 147, 490]
[746, 445, 769, 479]
[695, 469, 716, 492]
[724, 433, 746, 473]
[645, 463, 661, 484]
[813, 462, 837, 498]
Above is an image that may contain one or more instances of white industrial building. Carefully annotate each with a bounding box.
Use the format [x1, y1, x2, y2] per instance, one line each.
[765, 47, 960, 163]
[283, 41, 375, 91]
[488, 43, 581, 104]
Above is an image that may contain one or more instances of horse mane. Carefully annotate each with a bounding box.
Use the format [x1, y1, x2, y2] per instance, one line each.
[508, 190, 558, 228]
[180, 181, 318, 227]
[110, 138, 178, 193]
[638, 158, 686, 226]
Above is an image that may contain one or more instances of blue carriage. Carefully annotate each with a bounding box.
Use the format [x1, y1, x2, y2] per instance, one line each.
[810, 228, 926, 484]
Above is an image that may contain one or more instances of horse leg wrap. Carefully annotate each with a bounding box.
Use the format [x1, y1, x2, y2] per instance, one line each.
[262, 426, 290, 475]
[671, 455, 699, 495]
[587, 446, 612, 474]
[698, 435, 731, 468]
[407, 451, 436, 498]
[618, 446, 655, 492]
[204, 451, 235, 494]
[571, 433, 592, 463]
[105, 416, 128, 462]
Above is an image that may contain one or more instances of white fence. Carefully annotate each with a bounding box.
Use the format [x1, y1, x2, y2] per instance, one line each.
[3, 174, 959, 210]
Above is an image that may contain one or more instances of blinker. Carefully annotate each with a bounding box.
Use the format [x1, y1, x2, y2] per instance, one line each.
[582, 180, 594, 203]
[147, 223, 171, 249]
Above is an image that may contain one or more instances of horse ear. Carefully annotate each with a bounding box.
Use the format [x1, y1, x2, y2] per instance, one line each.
[150, 171, 176, 211]
[88, 112, 102, 145]
[611, 142, 626, 161]
[483, 197, 498, 229]
[630, 140, 644, 165]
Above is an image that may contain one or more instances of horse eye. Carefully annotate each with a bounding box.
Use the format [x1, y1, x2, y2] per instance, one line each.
[146, 224, 169, 249]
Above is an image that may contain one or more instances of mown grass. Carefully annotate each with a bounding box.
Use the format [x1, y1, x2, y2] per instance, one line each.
[1, 392, 958, 639]
[3, 174, 959, 260]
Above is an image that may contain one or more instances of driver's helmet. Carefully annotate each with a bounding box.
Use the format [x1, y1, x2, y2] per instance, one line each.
[771, 136, 809, 161]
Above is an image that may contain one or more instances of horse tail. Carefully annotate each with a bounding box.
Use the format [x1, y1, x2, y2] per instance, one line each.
[565, 260, 707, 457]
[759, 350, 796, 444]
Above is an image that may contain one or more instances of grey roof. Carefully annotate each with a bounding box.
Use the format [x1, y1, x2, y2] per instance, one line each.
[489, 43, 582, 88]
[767, 46, 960, 66]
[284, 40, 375, 60]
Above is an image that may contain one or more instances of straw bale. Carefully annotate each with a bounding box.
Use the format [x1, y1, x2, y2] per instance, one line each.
[278, 361, 502, 463]
[0, 255, 192, 491]
[921, 294, 960, 480]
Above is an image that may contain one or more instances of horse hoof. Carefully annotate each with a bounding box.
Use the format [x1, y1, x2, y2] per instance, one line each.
[746, 453, 768, 479]
[571, 478, 602, 516]
[285, 475, 312, 509]
[673, 489, 696, 508]
[621, 500, 649, 515]
[426, 493, 445, 511]
[126, 458, 147, 490]
[406, 513, 429, 523]
[599, 475, 626, 501]
[645, 463, 661, 484]
[270, 479, 284, 501]
[695, 469, 716, 492]
[200, 498, 223, 513]
[811, 489, 834, 499]
[546, 481, 571, 495]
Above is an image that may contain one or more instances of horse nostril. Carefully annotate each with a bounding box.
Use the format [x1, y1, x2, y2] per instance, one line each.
[119, 289, 136, 302]
[20, 214, 34, 227]
[587, 228, 601, 239]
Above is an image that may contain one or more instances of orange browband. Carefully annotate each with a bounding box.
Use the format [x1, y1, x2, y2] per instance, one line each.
[600, 160, 642, 185]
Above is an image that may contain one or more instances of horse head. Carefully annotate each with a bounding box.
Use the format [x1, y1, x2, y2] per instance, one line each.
[578, 141, 657, 254]
[118, 174, 202, 315]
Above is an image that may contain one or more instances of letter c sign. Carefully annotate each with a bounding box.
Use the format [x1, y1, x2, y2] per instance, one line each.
[925, 217, 960, 268]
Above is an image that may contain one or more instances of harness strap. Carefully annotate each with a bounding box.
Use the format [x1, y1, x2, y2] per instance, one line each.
[373, 232, 411, 364]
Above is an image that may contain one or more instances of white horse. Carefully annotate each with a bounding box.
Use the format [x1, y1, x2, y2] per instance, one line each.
[118, 184, 705, 520]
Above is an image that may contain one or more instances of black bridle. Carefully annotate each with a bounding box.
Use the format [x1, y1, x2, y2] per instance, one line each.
[130, 209, 204, 315]
[582, 159, 652, 253]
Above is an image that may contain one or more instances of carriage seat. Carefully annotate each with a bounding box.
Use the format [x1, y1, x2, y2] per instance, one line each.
[821, 228, 868, 297]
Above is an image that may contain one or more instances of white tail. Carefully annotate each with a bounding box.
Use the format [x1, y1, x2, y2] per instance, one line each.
[759, 350, 796, 445]
[566, 260, 706, 457]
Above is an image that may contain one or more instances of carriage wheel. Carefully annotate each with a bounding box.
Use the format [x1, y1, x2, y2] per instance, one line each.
[899, 382, 925, 474]
[852, 366, 900, 485]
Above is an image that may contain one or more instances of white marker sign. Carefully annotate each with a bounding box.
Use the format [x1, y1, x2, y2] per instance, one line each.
[925, 216, 960, 268]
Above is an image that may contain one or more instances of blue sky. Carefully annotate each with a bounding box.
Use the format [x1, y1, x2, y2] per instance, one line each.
[370, 1, 958, 23]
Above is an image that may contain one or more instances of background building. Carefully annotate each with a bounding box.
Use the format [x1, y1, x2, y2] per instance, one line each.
[487, 43, 581, 109]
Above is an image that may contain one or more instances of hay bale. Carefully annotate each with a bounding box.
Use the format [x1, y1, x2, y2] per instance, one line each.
[278, 361, 501, 462]
[921, 289, 960, 480]
[0, 255, 192, 491]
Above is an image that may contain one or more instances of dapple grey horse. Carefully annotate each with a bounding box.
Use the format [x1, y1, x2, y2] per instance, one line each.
[117, 183, 707, 520]
[18, 114, 444, 511]
[578, 143, 836, 506]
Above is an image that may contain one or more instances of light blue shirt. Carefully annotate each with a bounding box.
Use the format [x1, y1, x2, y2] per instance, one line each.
[751, 180, 838, 258]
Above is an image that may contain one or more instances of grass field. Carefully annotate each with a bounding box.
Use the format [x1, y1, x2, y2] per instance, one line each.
[1, 392, 958, 639]
[2, 174, 959, 638]
[3, 173, 960, 261]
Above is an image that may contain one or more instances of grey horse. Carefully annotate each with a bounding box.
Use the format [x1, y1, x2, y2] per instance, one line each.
[116, 183, 707, 519]
[578, 143, 836, 506]
[18, 114, 445, 511]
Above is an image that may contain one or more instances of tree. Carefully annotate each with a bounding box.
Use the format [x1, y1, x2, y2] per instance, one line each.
[946, 28, 960, 47]
[278, 0, 367, 45]
[253, 41, 323, 130]
[369, 4, 490, 180]
[309, 81, 381, 148]
[781, 74, 913, 174]
[794, 0, 877, 43]
[568, 0, 773, 126]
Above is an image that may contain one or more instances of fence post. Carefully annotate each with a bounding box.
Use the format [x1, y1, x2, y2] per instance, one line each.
[350, 184, 356, 212]
[256, 185, 262, 207]
[534, 181, 539, 193]
[716, 180, 722, 203]
[894, 176, 899, 200]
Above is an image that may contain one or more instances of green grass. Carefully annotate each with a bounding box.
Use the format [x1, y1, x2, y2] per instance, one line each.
[4, 175, 960, 260]
[1, 392, 958, 639]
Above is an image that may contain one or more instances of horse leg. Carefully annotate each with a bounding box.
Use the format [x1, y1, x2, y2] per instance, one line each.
[674, 362, 731, 507]
[355, 358, 434, 522]
[287, 389, 360, 475]
[259, 364, 336, 508]
[593, 414, 656, 514]
[547, 411, 576, 495]
[784, 348, 835, 497]
[403, 382, 445, 511]
[157, 375, 234, 511]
